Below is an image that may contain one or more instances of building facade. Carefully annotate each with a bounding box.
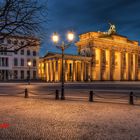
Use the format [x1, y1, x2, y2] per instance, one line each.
[0, 35, 39, 80]
[39, 53, 91, 82]
[39, 27, 140, 82]
[76, 32, 140, 81]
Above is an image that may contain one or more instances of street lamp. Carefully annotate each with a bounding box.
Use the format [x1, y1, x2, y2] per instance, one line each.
[27, 61, 32, 85]
[52, 31, 75, 100]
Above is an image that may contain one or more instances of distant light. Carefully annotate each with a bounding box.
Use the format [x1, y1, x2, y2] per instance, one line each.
[28, 61, 32, 66]
[67, 31, 74, 42]
[52, 32, 59, 43]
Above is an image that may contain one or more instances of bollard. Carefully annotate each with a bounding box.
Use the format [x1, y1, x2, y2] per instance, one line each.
[25, 88, 29, 98]
[129, 92, 134, 105]
[55, 90, 59, 100]
[89, 91, 94, 102]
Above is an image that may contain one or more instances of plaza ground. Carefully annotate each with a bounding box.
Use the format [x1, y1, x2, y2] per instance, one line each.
[0, 82, 140, 140]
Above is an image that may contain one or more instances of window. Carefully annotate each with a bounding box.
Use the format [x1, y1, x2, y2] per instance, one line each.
[14, 58, 18, 66]
[33, 60, 36, 67]
[27, 70, 30, 79]
[3, 48, 7, 55]
[5, 58, 8, 67]
[27, 50, 30, 56]
[33, 71, 36, 79]
[0, 39, 4, 44]
[7, 39, 11, 44]
[2, 58, 4, 66]
[21, 50, 24, 55]
[21, 70, 24, 79]
[14, 51, 18, 55]
[21, 59, 24, 66]
[33, 51, 36, 56]
[27, 59, 31, 66]
[14, 70, 18, 79]
[0, 57, 8, 67]
[0, 47, 4, 55]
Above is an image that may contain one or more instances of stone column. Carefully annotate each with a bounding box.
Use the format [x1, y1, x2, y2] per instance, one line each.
[72, 61, 76, 81]
[65, 60, 68, 81]
[52, 61, 55, 81]
[81, 61, 84, 81]
[84, 62, 86, 81]
[48, 62, 50, 81]
[46, 62, 49, 81]
[99, 49, 102, 80]
[76, 62, 79, 81]
[58, 60, 61, 81]
[135, 54, 138, 80]
[55, 60, 58, 82]
[126, 52, 130, 80]
[100, 49, 103, 81]
[50, 61, 52, 81]
[88, 62, 91, 81]
[118, 52, 122, 80]
[110, 50, 114, 80]
[107, 50, 111, 80]
[132, 54, 136, 80]
[75, 62, 78, 81]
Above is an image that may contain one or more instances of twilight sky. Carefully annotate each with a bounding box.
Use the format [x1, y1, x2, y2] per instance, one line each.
[40, 0, 140, 56]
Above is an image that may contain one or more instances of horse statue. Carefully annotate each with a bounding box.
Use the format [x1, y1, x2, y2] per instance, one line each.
[98, 23, 117, 37]
[108, 23, 116, 35]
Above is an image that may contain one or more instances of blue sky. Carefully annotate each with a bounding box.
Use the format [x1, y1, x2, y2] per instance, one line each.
[40, 0, 140, 56]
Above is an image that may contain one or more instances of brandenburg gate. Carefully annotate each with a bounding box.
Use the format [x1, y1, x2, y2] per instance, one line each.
[39, 24, 140, 81]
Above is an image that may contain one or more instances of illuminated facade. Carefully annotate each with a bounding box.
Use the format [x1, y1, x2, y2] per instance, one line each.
[39, 29, 140, 81]
[39, 53, 91, 81]
[76, 32, 139, 81]
[0, 35, 39, 80]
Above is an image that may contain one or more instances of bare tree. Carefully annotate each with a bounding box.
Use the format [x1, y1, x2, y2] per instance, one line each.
[0, 0, 48, 52]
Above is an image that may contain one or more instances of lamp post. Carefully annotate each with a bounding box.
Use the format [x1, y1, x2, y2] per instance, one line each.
[52, 31, 75, 100]
[27, 61, 32, 85]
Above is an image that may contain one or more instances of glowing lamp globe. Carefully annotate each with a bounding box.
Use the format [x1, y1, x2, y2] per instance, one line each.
[52, 32, 59, 43]
[67, 32, 74, 42]
[28, 61, 32, 66]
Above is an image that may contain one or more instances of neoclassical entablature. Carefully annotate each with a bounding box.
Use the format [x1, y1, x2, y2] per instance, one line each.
[76, 32, 140, 54]
[41, 52, 92, 61]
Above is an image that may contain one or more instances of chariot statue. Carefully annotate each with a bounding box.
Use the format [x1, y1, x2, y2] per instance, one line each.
[108, 23, 116, 35]
[99, 23, 116, 36]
